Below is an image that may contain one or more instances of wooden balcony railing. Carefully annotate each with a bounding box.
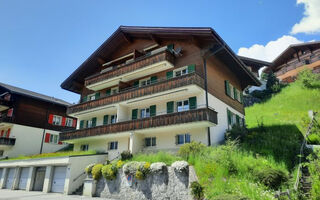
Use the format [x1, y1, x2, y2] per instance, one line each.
[68, 72, 205, 114]
[0, 137, 16, 146]
[60, 108, 217, 141]
[85, 49, 175, 87]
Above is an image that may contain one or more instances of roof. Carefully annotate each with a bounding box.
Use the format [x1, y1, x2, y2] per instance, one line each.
[238, 56, 271, 70]
[272, 41, 320, 69]
[61, 26, 261, 93]
[0, 82, 71, 106]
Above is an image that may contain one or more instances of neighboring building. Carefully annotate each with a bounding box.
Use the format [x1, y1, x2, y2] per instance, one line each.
[60, 26, 260, 159]
[268, 41, 320, 83]
[0, 82, 76, 159]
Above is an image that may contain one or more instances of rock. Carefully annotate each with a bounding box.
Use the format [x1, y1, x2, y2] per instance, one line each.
[150, 162, 166, 173]
[171, 161, 189, 173]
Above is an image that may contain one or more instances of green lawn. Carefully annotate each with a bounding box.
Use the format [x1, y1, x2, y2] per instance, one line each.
[1, 150, 97, 162]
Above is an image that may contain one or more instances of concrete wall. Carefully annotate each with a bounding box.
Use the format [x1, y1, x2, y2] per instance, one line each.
[0, 124, 67, 159]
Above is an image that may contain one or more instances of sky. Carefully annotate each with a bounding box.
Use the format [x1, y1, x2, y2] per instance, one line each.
[0, 0, 319, 103]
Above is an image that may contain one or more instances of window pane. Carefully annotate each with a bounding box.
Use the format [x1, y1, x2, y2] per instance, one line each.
[115, 142, 118, 149]
[175, 71, 181, 77]
[145, 138, 151, 147]
[182, 69, 187, 74]
[152, 137, 156, 146]
[178, 135, 184, 144]
[185, 134, 191, 143]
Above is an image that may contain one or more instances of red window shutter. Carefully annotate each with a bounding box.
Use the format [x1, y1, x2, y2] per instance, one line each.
[61, 117, 66, 126]
[48, 114, 53, 124]
[72, 119, 77, 127]
[7, 108, 13, 117]
[45, 133, 50, 143]
[0, 130, 4, 137]
[7, 128, 11, 138]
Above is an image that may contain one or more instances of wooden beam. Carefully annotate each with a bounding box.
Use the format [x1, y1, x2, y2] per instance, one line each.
[149, 34, 161, 45]
[121, 31, 132, 43]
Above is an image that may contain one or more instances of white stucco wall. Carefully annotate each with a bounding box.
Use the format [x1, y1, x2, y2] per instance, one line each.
[0, 124, 67, 159]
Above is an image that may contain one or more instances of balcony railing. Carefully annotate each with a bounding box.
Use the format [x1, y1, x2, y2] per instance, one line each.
[85, 49, 175, 87]
[0, 99, 11, 108]
[0, 137, 16, 146]
[68, 72, 205, 114]
[60, 107, 217, 141]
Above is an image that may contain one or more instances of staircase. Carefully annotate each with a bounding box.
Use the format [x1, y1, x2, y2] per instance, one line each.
[299, 166, 312, 199]
[72, 184, 84, 195]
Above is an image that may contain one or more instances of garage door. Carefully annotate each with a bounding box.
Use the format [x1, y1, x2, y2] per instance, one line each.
[33, 167, 46, 191]
[18, 167, 29, 190]
[5, 168, 15, 189]
[51, 166, 67, 193]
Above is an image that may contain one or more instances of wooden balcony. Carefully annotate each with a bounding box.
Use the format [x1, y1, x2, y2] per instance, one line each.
[68, 72, 205, 114]
[60, 108, 217, 141]
[85, 49, 175, 90]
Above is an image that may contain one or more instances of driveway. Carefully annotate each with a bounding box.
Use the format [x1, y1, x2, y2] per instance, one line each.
[0, 189, 110, 200]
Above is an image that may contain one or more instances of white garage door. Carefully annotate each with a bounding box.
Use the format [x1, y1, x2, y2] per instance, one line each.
[18, 167, 29, 190]
[51, 166, 67, 193]
[5, 168, 15, 189]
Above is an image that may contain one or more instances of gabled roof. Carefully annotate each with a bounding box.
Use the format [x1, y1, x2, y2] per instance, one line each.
[238, 56, 271, 70]
[272, 41, 320, 69]
[0, 82, 71, 106]
[61, 26, 261, 93]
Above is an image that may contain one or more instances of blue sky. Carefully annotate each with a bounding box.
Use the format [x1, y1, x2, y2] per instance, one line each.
[0, 0, 319, 103]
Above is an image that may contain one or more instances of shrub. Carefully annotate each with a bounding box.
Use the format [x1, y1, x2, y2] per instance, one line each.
[213, 194, 249, 200]
[116, 160, 125, 169]
[101, 164, 118, 180]
[178, 141, 206, 160]
[225, 125, 248, 142]
[307, 150, 320, 199]
[190, 181, 204, 200]
[254, 167, 288, 189]
[121, 150, 133, 161]
[85, 163, 95, 175]
[308, 134, 320, 145]
[91, 164, 103, 180]
[297, 69, 320, 89]
[123, 161, 150, 180]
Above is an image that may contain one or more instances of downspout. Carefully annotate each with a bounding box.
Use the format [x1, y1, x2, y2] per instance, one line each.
[203, 58, 211, 146]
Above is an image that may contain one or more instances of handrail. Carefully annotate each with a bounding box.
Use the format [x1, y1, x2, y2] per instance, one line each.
[73, 171, 86, 182]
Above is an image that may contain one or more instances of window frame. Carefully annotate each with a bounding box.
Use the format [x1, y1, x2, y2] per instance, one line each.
[174, 66, 188, 77]
[139, 77, 152, 87]
[145, 137, 156, 147]
[110, 115, 117, 124]
[177, 99, 189, 112]
[140, 108, 150, 118]
[111, 87, 119, 95]
[108, 141, 118, 150]
[176, 134, 191, 145]
[65, 118, 73, 127]
[52, 115, 62, 126]
[80, 144, 89, 151]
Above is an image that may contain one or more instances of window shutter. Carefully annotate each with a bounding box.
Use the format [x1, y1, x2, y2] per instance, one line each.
[103, 115, 109, 125]
[133, 80, 139, 88]
[167, 44, 174, 52]
[92, 117, 97, 127]
[132, 109, 138, 120]
[72, 119, 77, 127]
[167, 101, 174, 113]
[234, 88, 238, 100]
[150, 76, 157, 84]
[6, 128, 11, 138]
[106, 89, 111, 96]
[95, 92, 100, 99]
[150, 105, 156, 117]
[227, 109, 231, 126]
[61, 117, 66, 126]
[48, 114, 53, 124]
[45, 133, 50, 143]
[7, 108, 13, 117]
[189, 96, 197, 110]
[240, 92, 243, 104]
[82, 96, 87, 103]
[1, 130, 4, 137]
[225, 80, 230, 96]
[86, 120, 89, 128]
[236, 115, 240, 125]
[188, 64, 196, 73]
[166, 71, 173, 79]
[80, 120, 84, 129]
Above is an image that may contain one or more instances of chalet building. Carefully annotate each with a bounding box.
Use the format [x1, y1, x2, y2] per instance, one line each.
[268, 41, 320, 83]
[60, 26, 260, 159]
[0, 82, 76, 159]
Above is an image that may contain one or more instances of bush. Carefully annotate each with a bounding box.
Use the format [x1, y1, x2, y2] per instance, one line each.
[225, 125, 247, 142]
[297, 69, 320, 89]
[178, 141, 206, 160]
[308, 134, 320, 145]
[101, 164, 118, 180]
[121, 150, 133, 161]
[85, 163, 95, 175]
[91, 164, 103, 180]
[307, 150, 320, 199]
[213, 195, 249, 200]
[190, 181, 204, 200]
[254, 167, 288, 189]
[116, 160, 125, 169]
[123, 161, 150, 180]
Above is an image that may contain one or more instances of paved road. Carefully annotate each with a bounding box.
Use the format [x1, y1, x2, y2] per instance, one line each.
[0, 189, 107, 200]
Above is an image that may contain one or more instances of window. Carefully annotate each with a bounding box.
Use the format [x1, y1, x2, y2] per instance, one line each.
[177, 100, 189, 112]
[50, 134, 54, 143]
[54, 135, 58, 144]
[87, 120, 93, 128]
[0, 150, 3, 156]
[80, 144, 89, 151]
[108, 141, 118, 150]
[110, 115, 117, 124]
[53, 115, 62, 125]
[176, 134, 191, 145]
[140, 108, 150, 118]
[145, 137, 156, 147]
[174, 67, 188, 77]
[305, 59, 310, 65]
[140, 78, 151, 87]
[88, 94, 96, 101]
[65, 118, 73, 127]
[111, 87, 119, 95]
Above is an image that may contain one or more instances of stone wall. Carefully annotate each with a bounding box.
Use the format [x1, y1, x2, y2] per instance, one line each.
[84, 161, 197, 200]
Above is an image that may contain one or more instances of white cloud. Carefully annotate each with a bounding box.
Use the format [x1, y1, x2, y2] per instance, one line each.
[237, 35, 303, 62]
[291, 0, 320, 34]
